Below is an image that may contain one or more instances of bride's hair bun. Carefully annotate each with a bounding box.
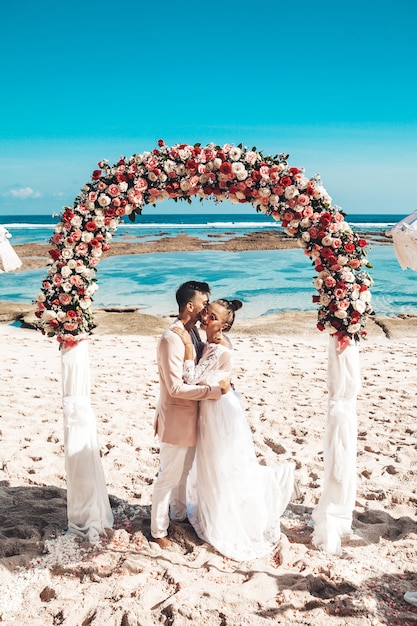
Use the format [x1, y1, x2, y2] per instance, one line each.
[230, 299, 243, 312]
[216, 298, 243, 331]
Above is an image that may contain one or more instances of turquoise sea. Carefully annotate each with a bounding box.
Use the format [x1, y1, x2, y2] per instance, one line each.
[0, 213, 416, 319]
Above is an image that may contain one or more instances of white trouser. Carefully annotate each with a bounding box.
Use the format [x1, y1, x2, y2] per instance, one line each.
[151, 442, 196, 538]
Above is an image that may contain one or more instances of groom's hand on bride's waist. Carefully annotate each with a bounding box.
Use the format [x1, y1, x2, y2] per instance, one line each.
[219, 378, 230, 394]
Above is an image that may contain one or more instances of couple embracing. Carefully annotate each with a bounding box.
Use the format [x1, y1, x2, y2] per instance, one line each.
[151, 281, 295, 562]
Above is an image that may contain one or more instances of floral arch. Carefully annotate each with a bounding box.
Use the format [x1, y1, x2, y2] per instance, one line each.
[35, 140, 373, 347]
[34, 141, 373, 553]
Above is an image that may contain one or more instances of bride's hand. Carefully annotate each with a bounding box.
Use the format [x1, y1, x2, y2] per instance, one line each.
[171, 327, 192, 346]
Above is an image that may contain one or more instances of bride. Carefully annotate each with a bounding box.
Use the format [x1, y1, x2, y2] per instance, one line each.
[173, 298, 295, 562]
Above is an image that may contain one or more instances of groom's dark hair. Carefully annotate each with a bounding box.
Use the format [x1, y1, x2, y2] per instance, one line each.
[176, 281, 210, 310]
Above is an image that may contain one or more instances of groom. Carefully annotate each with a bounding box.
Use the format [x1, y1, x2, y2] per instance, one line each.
[151, 281, 230, 548]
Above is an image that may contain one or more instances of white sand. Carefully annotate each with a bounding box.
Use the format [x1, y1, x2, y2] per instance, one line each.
[1, 314, 417, 625]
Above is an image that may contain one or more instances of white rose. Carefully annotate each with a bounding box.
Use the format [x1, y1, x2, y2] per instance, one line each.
[314, 278, 323, 289]
[82, 232, 93, 243]
[79, 297, 92, 309]
[95, 216, 105, 228]
[61, 266, 72, 278]
[319, 270, 330, 279]
[320, 294, 331, 306]
[334, 309, 347, 319]
[86, 201, 95, 211]
[62, 282, 72, 293]
[177, 164, 186, 176]
[42, 310, 57, 322]
[236, 169, 248, 181]
[61, 248, 74, 260]
[302, 232, 311, 242]
[98, 194, 111, 207]
[337, 255, 348, 265]
[347, 323, 361, 334]
[313, 185, 332, 204]
[269, 194, 279, 206]
[229, 196, 239, 204]
[48, 266, 57, 276]
[86, 284, 98, 296]
[37, 292, 46, 302]
[360, 291, 372, 303]
[148, 172, 158, 182]
[259, 187, 271, 197]
[118, 181, 128, 192]
[71, 215, 83, 228]
[300, 218, 311, 228]
[295, 175, 309, 188]
[180, 179, 190, 192]
[244, 150, 258, 165]
[134, 153, 145, 164]
[284, 185, 298, 199]
[57, 311, 67, 322]
[341, 271, 355, 283]
[178, 147, 192, 161]
[353, 299, 366, 314]
[321, 235, 333, 246]
[229, 147, 242, 161]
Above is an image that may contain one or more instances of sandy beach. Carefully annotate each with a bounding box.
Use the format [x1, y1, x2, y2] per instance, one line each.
[1, 228, 417, 625]
[1, 304, 417, 625]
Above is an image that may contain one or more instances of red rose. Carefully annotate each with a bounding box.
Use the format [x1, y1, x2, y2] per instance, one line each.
[186, 159, 198, 173]
[279, 176, 292, 187]
[157, 139, 165, 147]
[66, 310, 77, 319]
[358, 239, 367, 247]
[85, 221, 97, 232]
[220, 162, 232, 175]
[317, 323, 325, 332]
[49, 249, 61, 261]
[312, 295, 320, 303]
[92, 169, 102, 180]
[344, 242, 355, 253]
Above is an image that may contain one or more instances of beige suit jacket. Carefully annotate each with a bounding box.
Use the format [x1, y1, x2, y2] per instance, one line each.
[154, 320, 222, 446]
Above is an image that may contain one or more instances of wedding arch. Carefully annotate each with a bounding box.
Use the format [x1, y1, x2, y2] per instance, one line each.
[35, 140, 373, 553]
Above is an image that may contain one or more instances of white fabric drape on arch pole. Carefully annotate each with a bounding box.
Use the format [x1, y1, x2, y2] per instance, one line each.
[61, 339, 113, 543]
[312, 334, 361, 555]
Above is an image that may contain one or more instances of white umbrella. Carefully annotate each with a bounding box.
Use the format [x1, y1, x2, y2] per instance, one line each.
[0, 224, 22, 272]
[388, 209, 417, 270]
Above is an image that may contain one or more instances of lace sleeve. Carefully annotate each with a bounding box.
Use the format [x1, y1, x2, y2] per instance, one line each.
[183, 344, 223, 384]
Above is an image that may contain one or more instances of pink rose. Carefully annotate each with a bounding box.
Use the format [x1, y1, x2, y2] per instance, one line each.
[259, 165, 270, 179]
[76, 242, 89, 256]
[297, 194, 309, 206]
[63, 321, 78, 331]
[324, 277, 336, 288]
[332, 238, 342, 248]
[59, 293, 72, 305]
[70, 275, 84, 286]
[88, 191, 98, 202]
[107, 184, 120, 197]
[53, 274, 63, 286]
[136, 178, 148, 191]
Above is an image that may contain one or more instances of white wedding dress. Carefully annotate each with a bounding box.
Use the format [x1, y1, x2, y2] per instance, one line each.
[184, 339, 295, 561]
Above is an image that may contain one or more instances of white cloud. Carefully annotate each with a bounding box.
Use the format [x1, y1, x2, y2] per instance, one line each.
[5, 187, 42, 199]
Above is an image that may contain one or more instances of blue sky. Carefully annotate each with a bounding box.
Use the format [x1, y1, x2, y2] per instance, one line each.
[1, 0, 416, 216]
